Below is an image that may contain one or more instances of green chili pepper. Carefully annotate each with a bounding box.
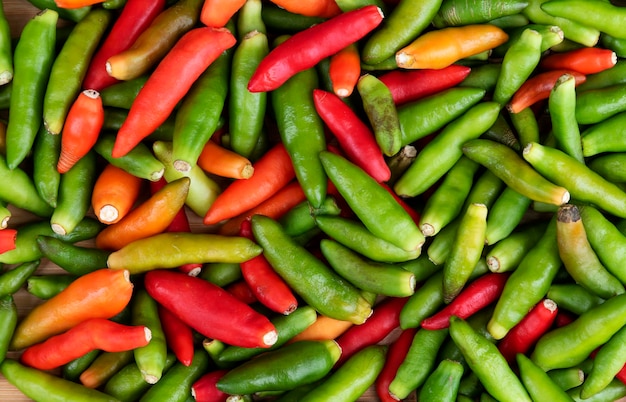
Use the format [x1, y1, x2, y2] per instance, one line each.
[482, 112, 521, 151]
[229, 30, 268, 159]
[279, 196, 341, 238]
[494, 24, 564, 58]
[357, 73, 402, 156]
[575, 83, 626, 125]
[50, 151, 97, 236]
[517, 353, 574, 402]
[548, 367, 585, 391]
[581, 325, 626, 398]
[216, 340, 341, 395]
[104, 353, 177, 402]
[581, 111, 626, 157]
[533, 292, 626, 370]
[450, 316, 532, 402]
[484, 187, 533, 246]
[524, 141, 626, 218]
[259, 3, 325, 33]
[138, 350, 209, 402]
[273, 380, 326, 402]
[252, 214, 372, 324]
[0, 359, 120, 402]
[100, 76, 148, 109]
[271, 60, 326, 209]
[488, 216, 561, 340]
[400, 271, 445, 329]
[0, 218, 102, 265]
[103, 0, 126, 9]
[132, 288, 167, 385]
[102, 108, 175, 142]
[509, 106, 541, 148]
[577, 59, 626, 92]
[0, 81, 11, 110]
[199, 262, 241, 287]
[458, 63, 501, 92]
[36, 236, 110, 276]
[79, 350, 134, 390]
[316, 214, 421, 263]
[540, 0, 626, 40]
[426, 217, 462, 266]
[62, 350, 100, 382]
[388, 328, 449, 400]
[5, 8, 57, 169]
[522, 0, 600, 46]
[42, 8, 112, 135]
[153, 141, 222, 218]
[464, 168, 506, 209]
[320, 150, 424, 252]
[32, 125, 61, 208]
[0, 295, 17, 363]
[398, 254, 441, 283]
[464, 139, 570, 206]
[548, 73, 584, 162]
[171, 46, 232, 173]
[418, 359, 464, 402]
[361, 0, 442, 64]
[0, 1, 12, 86]
[600, 33, 626, 58]
[548, 283, 604, 316]
[568, 378, 626, 402]
[300, 344, 387, 402]
[0, 153, 53, 218]
[588, 153, 626, 183]
[493, 28, 543, 106]
[320, 239, 416, 297]
[485, 222, 546, 272]
[397, 87, 486, 146]
[433, 0, 528, 27]
[0, 260, 40, 298]
[26, 274, 80, 300]
[94, 133, 165, 182]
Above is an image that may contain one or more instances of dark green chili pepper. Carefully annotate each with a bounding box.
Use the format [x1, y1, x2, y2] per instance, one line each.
[0, 81, 11, 109]
[199, 262, 241, 287]
[26, 274, 79, 300]
[484, 187, 533, 246]
[458, 63, 502, 92]
[509, 106, 540, 148]
[463, 168, 506, 209]
[0, 152, 53, 218]
[42, 8, 112, 135]
[102, 108, 175, 142]
[581, 111, 626, 157]
[62, 350, 100, 382]
[104, 353, 177, 402]
[251, 214, 372, 324]
[399, 254, 441, 283]
[5, 8, 57, 169]
[575, 83, 626, 125]
[103, 0, 127, 9]
[427, 217, 461, 266]
[36, 235, 110, 276]
[418, 359, 464, 402]
[0, 260, 40, 298]
[32, 125, 61, 208]
[577, 59, 626, 92]
[99, 75, 148, 109]
[433, 0, 528, 27]
[273, 380, 326, 402]
[0, 359, 119, 401]
[548, 367, 585, 391]
[494, 23, 564, 58]
[547, 283, 604, 316]
[482, 112, 521, 151]
[94, 133, 165, 182]
[278, 196, 341, 238]
[0, 295, 17, 364]
[132, 288, 167, 385]
[601, 33, 626, 58]
[260, 3, 326, 33]
[588, 153, 626, 183]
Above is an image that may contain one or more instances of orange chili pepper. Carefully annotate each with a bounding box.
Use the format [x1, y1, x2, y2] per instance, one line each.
[111, 26, 236, 158]
[10, 269, 134, 350]
[95, 177, 190, 251]
[288, 314, 353, 343]
[20, 318, 150, 370]
[539, 47, 617, 75]
[329, 43, 361, 98]
[57, 89, 104, 174]
[197, 139, 254, 180]
[200, 0, 247, 27]
[395, 24, 509, 70]
[507, 69, 586, 114]
[268, 0, 341, 18]
[91, 163, 144, 225]
[54, 0, 104, 8]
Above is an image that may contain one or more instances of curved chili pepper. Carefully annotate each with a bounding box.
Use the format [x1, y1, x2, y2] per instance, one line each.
[549, 73, 584, 163]
[0, 260, 40, 299]
[375, 327, 417, 402]
[507, 69, 586, 113]
[36, 235, 109, 276]
[541, 47, 617, 75]
[247, 5, 383, 92]
[517, 353, 573, 402]
[77, 350, 133, 389]
[103, 353, 177, 401]
[144, 269, 277, 349]
[419, 359, 464, 402]
[26, 274, 79, 300]
[94, 133, 165, 182]
[540, 0, 626, 41]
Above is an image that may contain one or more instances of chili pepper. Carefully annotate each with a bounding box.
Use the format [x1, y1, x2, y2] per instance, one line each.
[433, 0, 529, 27]
[171, 46, 232, 173]
[548, 283, 604, 317]
[0, 228, 16, 255]
[0, 358, 121, 402]
[259, 2, 326, 33]
[145, 269, 276, 348]
[602, 33, 626, 58]
[569, 378, 626, 401]
[139, 349, 210, 402]
[516, 353, 573, 402]
[42, 8, 111, 136]
[216, 340, 340, 395]
[486, 187, 535, 246]
[235, 0, 265, 37]
[191, 369, 230, 402]
[450, 316, 532, 401]
[397, 86, 486, 146]
[387, 328, 449, 400]
[494, 23, 564, 59]
[396, 24, 508, 70]
[301, 344, 387, 401]
[94, 177, 189, 250]
[203, 143, 295, 225]
[197, 139, 253, 180]
[320, 151, 424, 252]
[507, 69, 586, 113]
[581, 325, 626, 398]
[26, 274, 79, 300]
[321, 236, 416, 297]
[524, 141, 626, 218]
[486, 222, 546, 272]
[0, 295, 16, 363]
[78, 350, 133, 389]
[379, 65, 471, 106]
[327, 43, 360, 98]
[549, 74, 584, 163]
[522, 0, 600, 46]
[268, 0, 341, 17]
[375, 327, 417, 402]
[493, 28, 543, 106]
[278, 196, 341, 238]
[541, 0, 626, 40]
[103, 353, 177, 401]
[20, 318, 150, 371]
[200, 0, 246, 27]
[312, 89, 390, 182]
[112, 27, 236, 158]
[157, 304, 194, 367]
[35, 236, 109, 276]
[0, 260, 39, 299]
[577, 59, 626, 92]
[541, 47, 617, 75]
[576, 82, 626, 125]
[581, 112, 626, 157]
[94, 133, 165, 182]
[419, 359, 464, 402]
[0, 1, 12, 85]
[557, 204, 625, 299]
[10, 268, 133, 350]
[91, 163, 143, 225]
[228, 31, 268, 159]
[199, 262, 241, 288]
[548, 367, 585, 391]
[463, 139, 570, 206]
[4, 8, 57, 170]
[32, 126, 60, 209]
[248, 5, 383, 92]
[99, 76, 148, 110]
[270, 64, 327, 209]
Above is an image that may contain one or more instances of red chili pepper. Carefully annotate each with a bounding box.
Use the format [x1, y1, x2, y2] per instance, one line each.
[82, 0, 166, 91]
[375, 327, 418, 402]
[497, 298, 558, 364]
[507, 69, 586, 113]
[247, 5, 384, 93]
[144, 270, 277, 348]
[0, 228, 17, 254]
[112, 26, 237, 158]
[313, 89, 391, 183]
[378, 65, 472, 105]
[191, 369, 230, 402]
[238, 219, 298, 315]
[224, 280, 258, 305]
[554, 310, 577, 328]
[421, 273, 510, 330]
[539, 47, 617, 75]
[149, 178, 202, 276]
[157, 304, 194, 367]
[20, 318, 150, 370]
[335, 297, 408, 366]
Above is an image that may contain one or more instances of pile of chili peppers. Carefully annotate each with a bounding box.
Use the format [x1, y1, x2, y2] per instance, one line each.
[3, 0, 626, 400]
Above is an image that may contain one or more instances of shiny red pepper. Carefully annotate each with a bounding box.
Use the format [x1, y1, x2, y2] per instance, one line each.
[0, 228, 17, 254]
[82, 0, 166, 91]
[225, 280, 258, 305]
[157, 304, 194, 367]
[191, 369, 230, 402]
[144, 270, 278, 349]
[375, 327, 418, 402]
